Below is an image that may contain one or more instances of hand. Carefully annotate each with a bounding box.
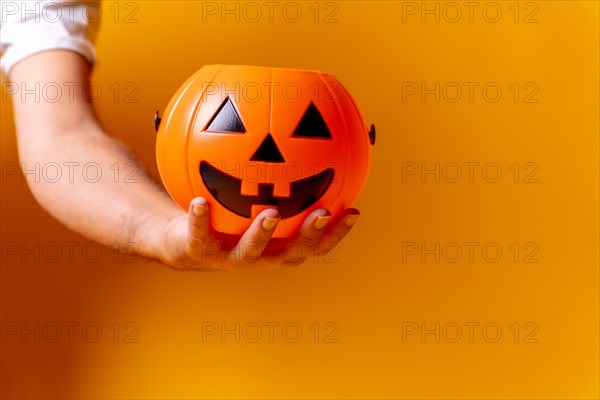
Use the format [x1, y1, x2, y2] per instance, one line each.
[157, 197, 360, 271]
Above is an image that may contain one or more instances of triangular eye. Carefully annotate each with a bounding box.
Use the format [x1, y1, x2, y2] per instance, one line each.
[205, 97, 246, 133]
[292, 103, 332, 139]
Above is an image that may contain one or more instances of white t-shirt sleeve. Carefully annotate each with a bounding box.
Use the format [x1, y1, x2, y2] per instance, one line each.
[0, 0, 96, 76]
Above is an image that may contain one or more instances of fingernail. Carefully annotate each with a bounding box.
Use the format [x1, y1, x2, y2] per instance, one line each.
[193, 203, 206, 217]
[262, 217, 280, 231]
[313, 215, 332, 230]
[344, 214, 360, 227]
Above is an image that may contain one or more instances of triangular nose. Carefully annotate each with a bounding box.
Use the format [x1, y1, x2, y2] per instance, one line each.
[250, 134, 285, 163]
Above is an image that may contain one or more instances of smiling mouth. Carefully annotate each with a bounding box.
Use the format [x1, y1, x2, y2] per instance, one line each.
[200, 161, 334, 218]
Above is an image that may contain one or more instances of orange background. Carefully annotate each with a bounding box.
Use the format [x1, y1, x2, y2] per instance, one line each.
[1, 1, 598, 399]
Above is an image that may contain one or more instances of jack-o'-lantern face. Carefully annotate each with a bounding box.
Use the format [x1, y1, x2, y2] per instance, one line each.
[156, 65, 373, 239]
[199, 98, 336, 219]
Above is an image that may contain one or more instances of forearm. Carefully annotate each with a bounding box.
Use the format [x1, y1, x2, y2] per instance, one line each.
[9, 51, 181, 259]
[20, 126, 182, 257]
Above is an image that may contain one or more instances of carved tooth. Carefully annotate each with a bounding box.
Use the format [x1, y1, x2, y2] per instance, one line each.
[241, 180, 260, 196]
[273, 180, 291, 198]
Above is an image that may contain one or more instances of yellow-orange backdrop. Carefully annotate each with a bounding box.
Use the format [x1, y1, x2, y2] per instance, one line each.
[1, 1, 598, 398]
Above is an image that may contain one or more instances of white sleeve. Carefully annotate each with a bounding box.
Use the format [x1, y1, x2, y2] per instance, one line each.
[0, 0, 96, 76]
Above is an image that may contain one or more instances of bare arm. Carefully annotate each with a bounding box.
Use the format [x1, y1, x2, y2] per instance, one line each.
[9, 50, 360, 270]
[9, 50, 180, 259]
